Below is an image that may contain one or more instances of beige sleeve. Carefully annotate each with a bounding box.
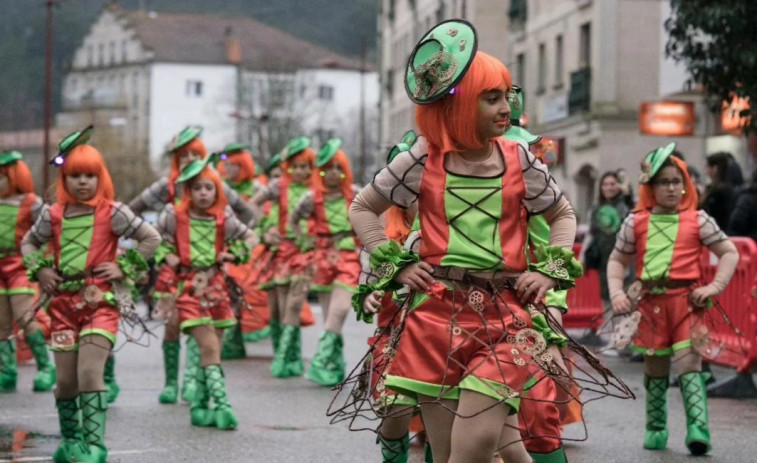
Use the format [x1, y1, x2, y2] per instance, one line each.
[111, 202, 161, 260]
[349, 184, 395, 252]
[607, 249, 634, 299]
[289, 191, 315, 228]
[541, 197, 576, 248]
[614, 214, 637, 254]
[706, 238, 739, 294]
[21, 204, 52, 255]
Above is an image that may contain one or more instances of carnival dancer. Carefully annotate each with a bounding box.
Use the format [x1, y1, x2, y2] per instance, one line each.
[251, 137, 317, 378]
[216, 143, 266, 359]
[129, 127, 253, 404]
[347, 20, 589, 463]
[154, 155, 256, 430]
[21, 127, 161, 463]
[608, 142, 739, 456]
[288, 139, 361, 386]
[0, 150, 55, 393]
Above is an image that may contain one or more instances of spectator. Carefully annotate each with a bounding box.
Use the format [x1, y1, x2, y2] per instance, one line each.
[728, 168, 757, 242]
[702, 152, 737, 229]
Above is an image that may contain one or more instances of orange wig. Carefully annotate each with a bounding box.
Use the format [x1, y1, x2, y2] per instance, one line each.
[416, 51, 512, 155]
[218, 150, 256, 183]
[1, 160, 34, 196]
[384, 206, 411, 244]
[634, 156, 698, 212]
[314, 150, 354, 198]
[282, 148, 316, 185]
[56, 145, 114, 207]
[176, 167, 228, 217]
[169, 138, 208, 186]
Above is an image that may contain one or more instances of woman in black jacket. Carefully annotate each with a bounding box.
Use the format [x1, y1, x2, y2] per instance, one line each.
[728, 169, 757, 242]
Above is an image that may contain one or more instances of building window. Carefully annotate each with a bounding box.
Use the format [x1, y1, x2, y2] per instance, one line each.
[555, 35, 564, 86]
[516, 53, 526, 87]
[121, 40, 128, 62]
[580, 22, 591, 67]
[109, 41, 115, 64]
[385, 69, 394, 99]
[537, 43, 546, 93]
[98, 43, 104, 66]
[87, 45, 93, 67]
[186, 80, 203, 97]
[318, 85, 334, 101]
[508, 0, 527, 24]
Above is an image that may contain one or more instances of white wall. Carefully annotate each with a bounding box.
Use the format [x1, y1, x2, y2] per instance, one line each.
[148, 63, 237, 170]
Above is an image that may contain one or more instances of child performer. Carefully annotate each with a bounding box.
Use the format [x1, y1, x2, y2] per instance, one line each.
[251, 137, 316, 378]
[155, 156, 256, 430]
[349, 20, 584, 463]
[0, 150, 55, 392]
[607, 143, 739, 456]
[21, 127, 160, 463]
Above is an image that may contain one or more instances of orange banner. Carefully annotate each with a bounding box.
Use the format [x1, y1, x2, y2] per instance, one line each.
[639, 101, 695, 136]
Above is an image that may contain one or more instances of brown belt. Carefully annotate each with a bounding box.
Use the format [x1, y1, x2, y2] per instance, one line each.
[430, 265, 518, 292]
[641, 279, 695, 290]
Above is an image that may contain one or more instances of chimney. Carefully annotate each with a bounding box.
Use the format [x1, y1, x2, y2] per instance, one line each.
[225, 27, 241, 64]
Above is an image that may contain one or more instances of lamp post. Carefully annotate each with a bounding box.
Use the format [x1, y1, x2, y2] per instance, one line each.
[43, 0, 72, 192]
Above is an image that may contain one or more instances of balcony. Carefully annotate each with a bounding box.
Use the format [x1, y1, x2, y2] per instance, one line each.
[568, 67, 592, 115]
[63, 88, 128, 111]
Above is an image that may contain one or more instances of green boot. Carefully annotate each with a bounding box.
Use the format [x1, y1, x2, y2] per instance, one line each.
[530, 446, 568, 463]
[26, 330, 56, 392]
[269, 319, 282, 355]
[285, 325, 304, 377]
[52, 397, 88, 463]
[190, 366, 215, 427]
[243, 325, 272, 343]
[79, 391, 109, 463]
[205, 364, 238, 430]
[680, 372, 711, 456]
[0, 340, 18, 392]
[306, 331, 346, 386]
[103, 356, 120, 404]
[221, 324, 246, 360]
[643, 375, 669, 450]
[181, 336, 200, 402]
[271, 324, 298, 378]
[158, 341, 180, 404]
[379, 433, 410, 463]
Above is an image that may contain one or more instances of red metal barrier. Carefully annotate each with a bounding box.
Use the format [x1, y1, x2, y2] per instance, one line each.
[701, 237, 757, 373]
[564, 244, 604, 330]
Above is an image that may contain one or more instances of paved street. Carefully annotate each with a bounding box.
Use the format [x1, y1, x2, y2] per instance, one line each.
[2, 306, 757, 463]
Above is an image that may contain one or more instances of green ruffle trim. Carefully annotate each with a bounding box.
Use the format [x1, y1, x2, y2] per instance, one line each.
[545, 288, 568, 313]
[530, 312, 568, 348]
[369, 241, 419, 293]
[153, 242, 176, 267]
[351, 284, 379, 324]
[23, 251, 54, 283]
[117, 249, 149, 299]
[227, 240, 251, 264]
[528, 244, 583, 290]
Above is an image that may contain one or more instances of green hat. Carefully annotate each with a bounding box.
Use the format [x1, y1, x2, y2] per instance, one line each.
[386, 130, 417, 164]
[177, 155, 216, 183]
[504, 126, 541, 146]
[0, 150, 23, 166]
[639, 142, 677, 184]
[265, 153, 282, 175]
[52, 125, 93, 166]
[315, 138, 342, 167]
[405, 19, 478, 104]
[503, 85, 541, 146]
[509, 85, 525, 121]
[167, 126, 203, 154]
[221, 142, 250, 155]
[285, 136, 311, 160]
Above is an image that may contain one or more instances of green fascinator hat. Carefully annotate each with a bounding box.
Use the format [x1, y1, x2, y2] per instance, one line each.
[386, 130, 417, 164]
[315, 138, 342, 167]
[405, 19, 478, 104]
[167, 126, 203, 154]
[265, 153, 282, 175]
[177, 154, 217, 183]
[51, 125, 93, 166]
[639, 142, 677, 184]
[0, 150, 23, 166]
[285, 136, 311, 160]
[503, 85, 541, 146]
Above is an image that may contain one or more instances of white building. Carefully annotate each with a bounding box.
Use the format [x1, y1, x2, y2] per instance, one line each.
[58, 4, 378, 178]
[378, 0, 749, 222]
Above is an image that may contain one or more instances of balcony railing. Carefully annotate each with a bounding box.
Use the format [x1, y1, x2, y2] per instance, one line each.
[568, 67, 592, 115]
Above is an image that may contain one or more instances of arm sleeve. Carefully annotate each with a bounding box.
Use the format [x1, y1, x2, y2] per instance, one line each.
[613, 214, 637, 255]
[358, 246, 378, 285]
[698, 210, 728, 246]
[224, 206, 251, 241]
[289, 191, 315, 226]
[541, 197, 576, 248]
[110, 202, 161, 259]
[255, 178, 280, 203]
[223, 182, 255, 224]
[29, 196, 45, 223]
[349, 186, 396, 253]
[519, 144, 562, 215]
[156, 205, 177, 245]
[369, 137, 427, 209]
[21, 204, 52, 254]
[128, 177, 169, 214]
[706, 238, 739, 294]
